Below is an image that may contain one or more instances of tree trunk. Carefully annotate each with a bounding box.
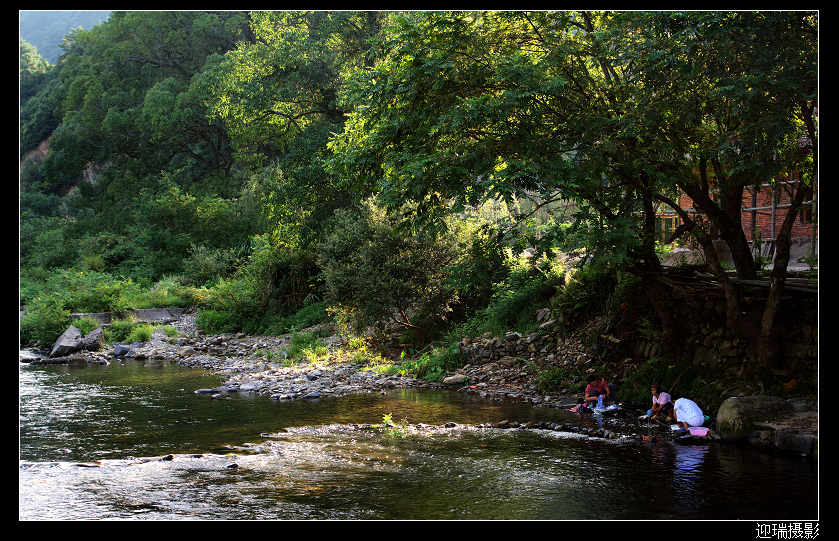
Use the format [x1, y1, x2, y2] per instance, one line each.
[654, 193, 742, 334]
[636, 185, 683, 361]
[680, 182, 758, 280]
[758, 180, 812, 370]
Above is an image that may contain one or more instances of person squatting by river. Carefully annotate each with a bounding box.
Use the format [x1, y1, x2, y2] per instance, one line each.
[648, 382, 674, 422]
[673, 397, 704, 429]
[584, 374, 617, 406]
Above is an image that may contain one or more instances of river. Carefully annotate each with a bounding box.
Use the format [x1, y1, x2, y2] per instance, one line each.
[19, 359, 817, 520]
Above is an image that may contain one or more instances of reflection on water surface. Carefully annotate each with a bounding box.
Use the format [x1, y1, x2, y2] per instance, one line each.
[19, 360, 817, 520]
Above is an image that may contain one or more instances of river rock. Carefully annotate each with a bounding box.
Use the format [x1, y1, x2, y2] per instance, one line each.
[113, 343, 132, 357]
[49, 325, 83, 358]
[716, 396, 794, 441]
[442, 374, 468, 385]
[81, 326, 104, 351]
[773, 430, 817, 456]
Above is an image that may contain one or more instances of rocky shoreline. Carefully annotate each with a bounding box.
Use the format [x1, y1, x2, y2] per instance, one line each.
[20, 312, 817, 459]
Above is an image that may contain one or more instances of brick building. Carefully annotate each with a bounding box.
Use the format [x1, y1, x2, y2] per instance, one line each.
[656, 172, 817, 250]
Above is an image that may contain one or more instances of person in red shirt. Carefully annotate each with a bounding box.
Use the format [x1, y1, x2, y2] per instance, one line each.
[584, 374, 617, 405]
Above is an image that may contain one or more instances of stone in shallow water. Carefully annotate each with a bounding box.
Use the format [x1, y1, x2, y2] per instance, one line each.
[50, 326, 83, 358]
[442, 374, 467, 385]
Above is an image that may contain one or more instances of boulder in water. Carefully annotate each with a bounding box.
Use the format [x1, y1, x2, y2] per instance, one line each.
[50, 326, 83, 358]
[81, 326, 104, 351]
[716, 396, 793, 441]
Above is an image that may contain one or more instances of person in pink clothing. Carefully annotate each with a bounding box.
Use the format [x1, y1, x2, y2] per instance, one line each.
[648, 382, 674, 422]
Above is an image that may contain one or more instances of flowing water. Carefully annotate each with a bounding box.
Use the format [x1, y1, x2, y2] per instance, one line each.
[19, 359, 818, 520]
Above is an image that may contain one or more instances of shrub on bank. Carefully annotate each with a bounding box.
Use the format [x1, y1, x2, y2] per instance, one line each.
[617, 356, 725, 414]
[453, 253, 563, 340]
[73, 316, 101, 335]
[19, 297, 70, 347]
[398, 344, 464, 382]
[319, 200, 459, 339]
[126, 324, 156, 343]
[103, 318, 137, 344]
[194, 301, 330, 336]
[19, 269, 200, 346]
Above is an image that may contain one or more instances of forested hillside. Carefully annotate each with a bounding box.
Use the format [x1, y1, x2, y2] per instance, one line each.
[20, 11, 817, 398]
[19, 11, 111, 64]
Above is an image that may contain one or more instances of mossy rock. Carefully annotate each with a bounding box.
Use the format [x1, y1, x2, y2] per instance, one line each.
[716, 396, 793, 441]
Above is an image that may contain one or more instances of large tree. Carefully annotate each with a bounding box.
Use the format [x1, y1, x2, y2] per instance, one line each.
[203, 11, 386, 249]
[330, 10, 817, 365]
[330, 11, 682, 342]
[615, 11, 817, 368]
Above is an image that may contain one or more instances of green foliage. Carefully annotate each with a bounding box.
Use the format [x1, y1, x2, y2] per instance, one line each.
[27, 228, 78, 270]
[125, 323, 156, 344]
[398, 344, 463, 382]
[265, 302, 330, 335]
[456, 254, 561, 339]
[18, 269, 198, 346]
[73, 316, 100, 335]
[101, 318, 134, 344]
[319, 199, 459, 336]
[536, 366, 574, 395]
[375, 413, 409, 439]
[19, 38, 51, 104]
[195, 309, 238, 335]
[554, 262, 618, 324]
[100, 320, 177, 345]
[181, 243, 250, 286]
[284, 331, 330, 363]
[20, 297, 71, 347]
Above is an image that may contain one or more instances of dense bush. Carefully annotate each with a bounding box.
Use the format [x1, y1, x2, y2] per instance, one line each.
[103, 318, 139, 344]
[397, 344, 464, 382]
[194, 309, 237, 334]
[181, 243, 250, 286]
[553, 260, 618, 324]
[19, 270, 199, 346]
[455, 253, 564, 339]
[20, 296, 70, 347]
[73, 316, 101, 335]
[319, 200, 459, 338]
[195, 300, 330, 336]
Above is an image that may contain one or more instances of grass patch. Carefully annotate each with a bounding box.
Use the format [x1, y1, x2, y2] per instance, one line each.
[102, 319, 178, 344]
[397, 344, 464, 381]
[270, 331, 331, 364]
[195, 301, 330, 336]
[536, 366, 574, 394]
